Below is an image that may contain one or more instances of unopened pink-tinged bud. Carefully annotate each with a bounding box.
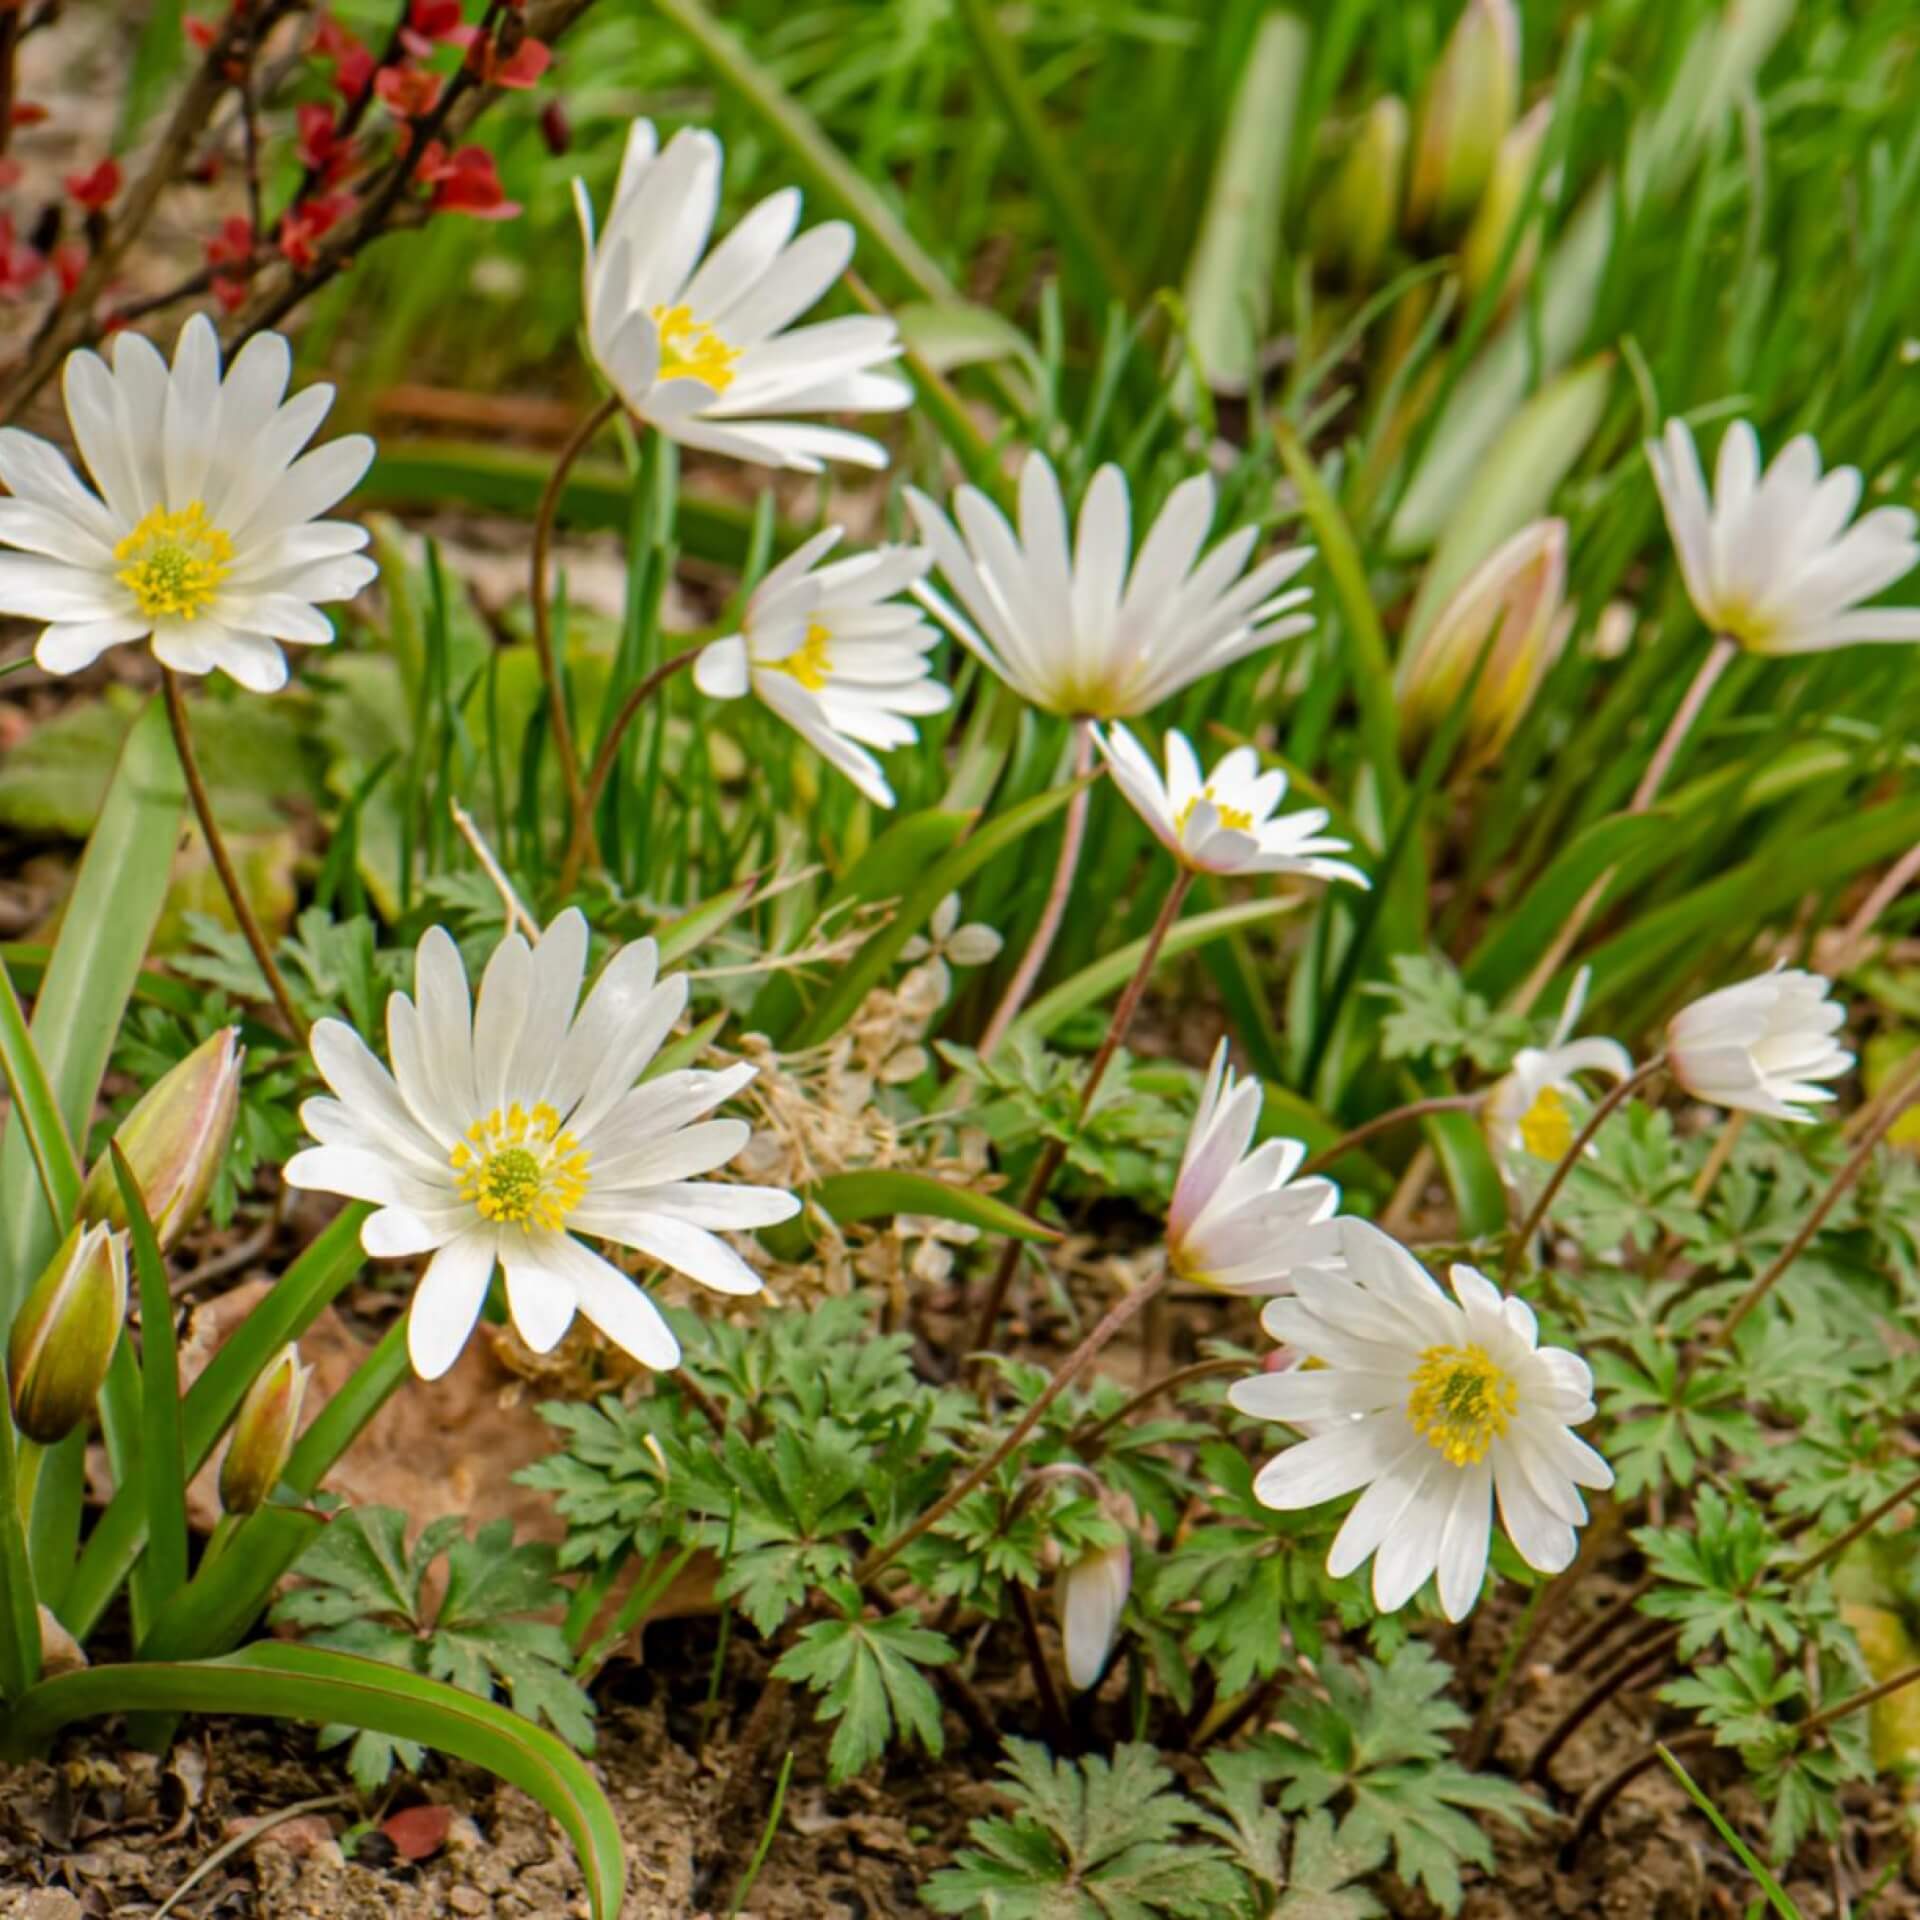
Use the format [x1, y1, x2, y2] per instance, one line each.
[8, 1222, 128, 1445]
[218, 1343, 310, 1516]
[1406, 0, 1520, 236]
[1057, 1541, 1132, 1691]
[81, 1027, 242, 1251]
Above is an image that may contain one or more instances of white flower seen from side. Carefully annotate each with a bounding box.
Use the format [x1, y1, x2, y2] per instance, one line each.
[1646, 418, 1920, 654]
[1166, 1041, 1345, 1296]
[1094, 724, 1369, 885]
[1057, 1540, 1131, 1691]
[905, 452, 1313, 719]
[1231, 1219, 1612, 1621]
[1483, 969, 1633, 1187]
[0, 315, 375, 690]
[575, 120, 909, 471]
[284, 910, 799, 1379]
[1666, 967, 1851, 1123]
[693, 528, 949, 807]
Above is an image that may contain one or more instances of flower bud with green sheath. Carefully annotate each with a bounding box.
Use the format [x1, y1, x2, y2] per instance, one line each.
[80, 1027, 242, 1252]
[8, 1222, 129, 1447]
[218, 1344, 310, 1516]
[1460, 100, 1553, 309]
[1311, 97, 1408, 289]
[1405, 0, 1520, 237]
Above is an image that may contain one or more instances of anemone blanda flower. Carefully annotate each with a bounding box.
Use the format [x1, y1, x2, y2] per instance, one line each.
[1483, 970, 1633, 1184]
[1094, 724, 1368, 885]
[574, 120, 909, 471]
[905, 453, 1313, 719]
[692, 528, 949, 807]
[1646, 419, 1920, 654]
[1666, 968, 1851, 1123]
[284, 911, 798, 1379]
[1166, 1041, 1345, 1296]
[0, 315, 374, 690]
[1230, 1219, 1611, 1621]
[1057, 1540, 1131, 1691]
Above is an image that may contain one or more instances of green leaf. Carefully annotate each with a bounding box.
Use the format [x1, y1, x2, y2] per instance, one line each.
[0, 955, 80, 1244]
[1275, 1811, 1389, 1920]
[1657, 1745, 1800, 1919]
[2, 1644, 628, 1920]
[772, 1607, 954, 1784]
[809, 1170, 1057, 1244]
[896, 303, 1044, 379]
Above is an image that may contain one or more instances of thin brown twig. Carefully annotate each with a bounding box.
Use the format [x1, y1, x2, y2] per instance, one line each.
[1298, 1092, 1485, 1179]
[1007, 1579, 1072, 1747]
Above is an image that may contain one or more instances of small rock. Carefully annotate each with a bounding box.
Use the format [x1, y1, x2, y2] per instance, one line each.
[11, 1893, 83, 1920]
[228, 1812, 336, 1857]
[448, 1887, 490, 1915]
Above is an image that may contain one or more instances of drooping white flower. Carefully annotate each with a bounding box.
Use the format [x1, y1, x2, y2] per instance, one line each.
[1646, 419, 1920, 654]
[0, 315, 375, 690]
[1666, 968, 1851, 1123]
[1166, 1042, 1345, 1296]
[1057, 1541, 1131, 1691]
[906, 453, 1313, 719]
[284, 911, 799, 1380]
[1483, 970, 1633, 1185]
[1094, 724, 1368, 885]
[693, 528, 948, 806]
[1231, 1219, 1612, 1621]
[574, 121, 909, 472]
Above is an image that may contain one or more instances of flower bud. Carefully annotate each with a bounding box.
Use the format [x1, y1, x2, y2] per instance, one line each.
[217, 1343, 310, 1516]
[1398, 518, 1568, 773]
[8, 1223, 129, 1446]
[1406, 0, 1520, 237]
[80, 1027, 242, 1251]
[1056, 1541, 1131, 1691]
[1460, 100, 1553, 307]
[1311, 98, 1408, 289]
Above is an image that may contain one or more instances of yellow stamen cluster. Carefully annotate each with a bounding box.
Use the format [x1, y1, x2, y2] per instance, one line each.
[1174, 786, 1255, 835]
[114, 502, 233, 622]
[451, 1102, 591, 1232]
[1518, 1084, 1575, 1161]
[652, 302, 741, 393]
[1407, 1343, 1517, 1466]
[769, 621, 834, 692]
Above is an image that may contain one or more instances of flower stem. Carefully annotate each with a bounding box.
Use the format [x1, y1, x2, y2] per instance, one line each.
[1298, 1092, 1486, 1179]
[531, 393, 620, 871]
[1505, 1056, 1667, 1281]
[967, 867, 1194, 1363]
[554, 645, 702, 898]
[858, 1269, 1170, 1586]
[1007, 1578, 1073, 1747]
[1069, 1357, 1243, 1453]
[977, 719, 1096, 1057]
[161, 668, 307, 1043]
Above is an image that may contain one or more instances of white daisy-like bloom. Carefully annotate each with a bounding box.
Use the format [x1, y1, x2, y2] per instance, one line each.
[0, 315, 375, 690]
[1166, 1041, 1345, 1296]
[693, 528, 949, 807]
[1666, 968, 1851, 1123]
[1646, 418, 1920, 654]
[283, 911, 799, 1380]
[574, 120, 910, 472]
[905, 453, 1314, 719]
[1483, 970, 1633, 1185]
[1230, 1219, 1613, 1621]
[1094, 724, 1368, 885]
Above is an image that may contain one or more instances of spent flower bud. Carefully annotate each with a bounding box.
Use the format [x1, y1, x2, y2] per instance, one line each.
[8, 1222, 128, 1445]
[217, 1343, 310, 1516]
[1398, 518, 1569, 774]
[1406, 0, 1520, 236]
[1311, 97, 1408, 288]
[81, 1027, 242, 1251]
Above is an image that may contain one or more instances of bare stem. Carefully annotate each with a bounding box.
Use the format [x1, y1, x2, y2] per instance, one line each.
[1528, 1622, 1681, 1783]
[1505, 1057, 1667, 1281]
[162, 670, 308, 1044]
[1563, 1728, 1715, 1858]
[977, 720, 1096, 1057]
[1298, 1093, 1485, 1179]
[1007, 1579, 1073, 1747]
[1070, 1357, 1243, 1453]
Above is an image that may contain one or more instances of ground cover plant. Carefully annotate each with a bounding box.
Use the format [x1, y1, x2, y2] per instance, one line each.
[2, 1, 1920, 1915]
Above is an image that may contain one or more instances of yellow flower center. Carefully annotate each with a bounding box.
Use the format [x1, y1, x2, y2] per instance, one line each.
[1517, 1084, 1575, 1161]
[451, 1102, 591, 1233]
[1407, 1343, 1517, 1466]
[769, 621, 834, 693]
[114, 502, 233, 622]
[1173, 786, 1255, 834]
[652, 302, 740, 393]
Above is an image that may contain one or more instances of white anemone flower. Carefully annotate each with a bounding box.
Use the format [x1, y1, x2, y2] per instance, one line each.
[693, 528, 949, 806]
[575, 120, 909, 471]
[1166, 1041, 1345, 1296]
[1094, 724, 1368, 885]
[1231, 1219, 1612, 1621]
[284, 911, 799, 1380]
[0, 315, 375, 690]
[1057, 1541, 1131, 1691]
[905, 453, 1313, 719]
[1666, 968, 1851, 1123]
[1483, 970, 1633, 1184]
[1646, 419, 1920, 653]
